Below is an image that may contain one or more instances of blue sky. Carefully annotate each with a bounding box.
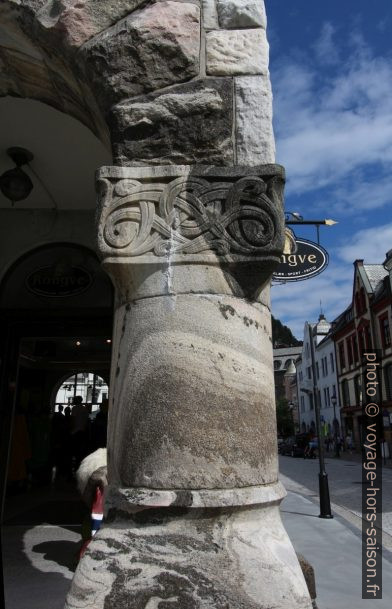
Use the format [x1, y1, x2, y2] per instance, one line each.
[266, 0, 392, 339]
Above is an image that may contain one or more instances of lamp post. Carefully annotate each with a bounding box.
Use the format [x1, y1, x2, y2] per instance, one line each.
[331, 392, 340, 458]
[308, 323, 333, 519]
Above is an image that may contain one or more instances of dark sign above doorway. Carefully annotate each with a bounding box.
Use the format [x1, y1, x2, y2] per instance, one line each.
[272, 238, 329, 282]
[26, 265, 93, 297]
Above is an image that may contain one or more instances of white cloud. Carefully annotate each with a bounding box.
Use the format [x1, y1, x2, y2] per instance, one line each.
[325, 171, 392, 214]
[271, 263, 354, 339]
[337, 223, 392, 263]
[313, 22, 340, 66]
[272, 28, 392, 206]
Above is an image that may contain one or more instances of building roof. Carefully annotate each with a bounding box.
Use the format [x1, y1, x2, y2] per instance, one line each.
[363, 264, 388, 292]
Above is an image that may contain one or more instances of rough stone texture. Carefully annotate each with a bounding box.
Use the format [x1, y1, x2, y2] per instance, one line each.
[217, 0, 266, 29]
[108, 79, 234, 166]
[106, 294, 276, 489]
[206, 28, 268, 76]
[34, 0, 151, 48]
[65, 504, 313, 609]
[235, 75, 275, 164]
[201, 0, 218, 30]
[79, 1, 200, 110]
[94, 165, 286, 489]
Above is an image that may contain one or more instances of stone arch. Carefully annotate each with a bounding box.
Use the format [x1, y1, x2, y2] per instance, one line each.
[0, 1, 209, 164]
[50, 370, 110, 410]
[0, 1, 108, 146]
[0, 242, 113, 311]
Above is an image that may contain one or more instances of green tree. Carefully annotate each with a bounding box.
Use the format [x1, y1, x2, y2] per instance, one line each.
[272, 316, 301, 347]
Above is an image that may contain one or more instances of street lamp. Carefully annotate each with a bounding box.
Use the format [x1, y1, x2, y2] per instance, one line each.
[331, 392, 340, 458]
[285, 211, 338, 244]
[308, 323, 333, 519]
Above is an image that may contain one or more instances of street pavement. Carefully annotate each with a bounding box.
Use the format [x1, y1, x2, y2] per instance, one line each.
[280, 453, 392, 609]
[279, 453, 392, 546]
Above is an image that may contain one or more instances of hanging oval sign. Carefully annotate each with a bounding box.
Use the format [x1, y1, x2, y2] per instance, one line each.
[26, 266, 93, 297]
[272, 238, 329, 282]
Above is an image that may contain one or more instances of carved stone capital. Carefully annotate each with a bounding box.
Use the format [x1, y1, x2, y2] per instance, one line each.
[96, 165, 285, 299]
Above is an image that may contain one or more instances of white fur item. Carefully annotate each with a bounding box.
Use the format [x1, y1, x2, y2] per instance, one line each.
[76, 448, 107, 495]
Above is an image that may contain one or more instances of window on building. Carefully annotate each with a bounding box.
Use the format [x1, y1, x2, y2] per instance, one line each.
[324, 356, 328, 376]
[305, 343, 310, 358]
[330, 352, 334, 373]
[346, 338, 353, 366]
[384, 365, 392, 402]
[339, 342, 346, 369]
[316, 362, 320, 379]
[379, 315, 391, 349]
[354, 375, 361, 405]
[352, 336, 359, 362]
[341, 379, 350, 407]
[309, 393, 314, 410]
[326, 386, 330, 407]
[332, 384, 337, 403]
[300, 395, 305, 412]
[307, 366, 312, 380]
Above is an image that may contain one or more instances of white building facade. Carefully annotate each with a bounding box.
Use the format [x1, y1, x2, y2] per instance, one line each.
[296, 315, 341, 436]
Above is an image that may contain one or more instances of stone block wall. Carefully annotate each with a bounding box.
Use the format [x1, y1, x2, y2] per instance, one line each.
[2, 0, 274, 166]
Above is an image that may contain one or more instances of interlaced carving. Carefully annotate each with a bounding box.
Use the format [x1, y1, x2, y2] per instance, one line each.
[97, 169, 285, 259]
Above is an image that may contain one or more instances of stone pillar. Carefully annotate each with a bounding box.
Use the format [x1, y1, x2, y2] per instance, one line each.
[65, 1, 312, 608]
[65, 165, 311, 608]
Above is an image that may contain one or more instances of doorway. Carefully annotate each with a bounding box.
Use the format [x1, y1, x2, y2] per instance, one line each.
[0, 244, 113, 527]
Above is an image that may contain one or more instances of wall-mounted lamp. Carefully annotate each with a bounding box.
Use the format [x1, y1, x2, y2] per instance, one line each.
[0, 147, 34, 204]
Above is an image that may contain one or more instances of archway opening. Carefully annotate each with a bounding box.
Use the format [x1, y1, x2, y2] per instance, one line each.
[54, 372, 109, 413]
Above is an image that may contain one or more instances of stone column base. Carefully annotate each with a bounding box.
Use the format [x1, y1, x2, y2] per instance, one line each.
[65, 483, 312, 609]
